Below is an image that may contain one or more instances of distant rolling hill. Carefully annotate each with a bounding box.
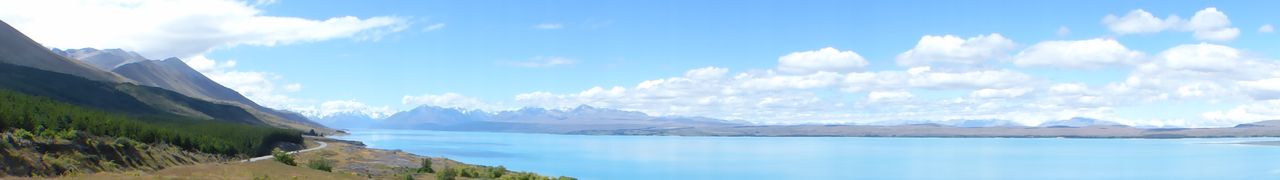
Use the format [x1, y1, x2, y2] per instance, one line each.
[368, 105, 741, 133]
[1037, 117, 1124, 128]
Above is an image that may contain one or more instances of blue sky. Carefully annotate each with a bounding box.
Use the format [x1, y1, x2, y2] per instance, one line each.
[4, 0, 1280, 127]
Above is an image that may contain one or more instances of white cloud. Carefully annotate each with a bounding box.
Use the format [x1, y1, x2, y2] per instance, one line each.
[1191, 28, 1240, 41]
[405, 50, 1280, 127]
[777, 47, 868, 74]
[533, 23, 563, 30]
[684, 67, 729, 80]
[423, 23, 446, 32]
[1259, 24, 1274, 33]
[739, 71, 843, 91]
[508, 56, 576, 68]
[1239, 78, 1280, 100]
[371, 9, 1279, 128]
[867, 91, 914, 103]
[1049, 83, 1089, 94]
[1012, 38, 1144, 69]
[1158, 43, 1243, 72]
[250, 0, 278, 6]
[1102, 9, 1182, 34]
[1101, 8, 1239, 41]
[970, 88, 1033, 99]
[1185, 8, 1231, 30]
[1099, 42, 1280, 108]
[895, 33, 1015, 67]
[1202, 100, 1280, 126]
[0, 0, 409, 59]
[494, 62, 1043, 124]
[1057, 26, 1071, 36]
[842, 67, 1037, 91]
[187, 55, 302, 107]
[1185, 8, 1241, 41]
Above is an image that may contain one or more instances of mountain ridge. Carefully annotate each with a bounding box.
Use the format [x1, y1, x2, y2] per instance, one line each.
[58, 48, 327, 131]
[0, 20, 129, 83]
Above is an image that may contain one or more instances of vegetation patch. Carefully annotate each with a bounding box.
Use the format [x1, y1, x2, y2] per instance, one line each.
[307, 158, 334, 172]
[272, 148, 297, 166]
[0, 129, 232, 177]
[0, 89, 302, 156]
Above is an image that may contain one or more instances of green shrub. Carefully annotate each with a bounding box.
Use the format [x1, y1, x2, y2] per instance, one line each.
[489, 165, 507, 178]
[42, 154, 81, 174]
[417, 158, 434, 173]
[307, 158, 333, 172]
[97, 160, 121, 171]
[13, 129, 34, 140]
[271, 148, 296, 166]
[436, 167, 458, 180]
[113, 137, 140, 149]
[57, 129, 79, 140]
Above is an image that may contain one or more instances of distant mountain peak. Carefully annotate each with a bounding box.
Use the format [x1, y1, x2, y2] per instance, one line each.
[365, 104, 740, 131]
[573, 104, 597, 110]
[1038, 117, 1125, 128]
[52, 47, 150, 71]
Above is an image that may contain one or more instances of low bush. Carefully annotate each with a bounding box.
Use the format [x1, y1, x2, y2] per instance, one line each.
[113, 137, 140, 149]
[13, 129, 34, 140]
[307, 158, 333, 172]
[436, 167, 458, 180]
[271, 148, 296, 166]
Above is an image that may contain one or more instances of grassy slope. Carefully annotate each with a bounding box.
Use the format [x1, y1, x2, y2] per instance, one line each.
[0, 62, 265, 125]
[0, 131, 234, 178]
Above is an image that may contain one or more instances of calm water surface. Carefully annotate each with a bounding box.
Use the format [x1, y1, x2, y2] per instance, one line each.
[336, 129, 1280, 180]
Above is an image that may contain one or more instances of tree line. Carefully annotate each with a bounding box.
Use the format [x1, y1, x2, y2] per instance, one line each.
[0, 89, 301, 156]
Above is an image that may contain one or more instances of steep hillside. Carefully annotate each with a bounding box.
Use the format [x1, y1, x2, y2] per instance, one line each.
[0, 21, 127, 83]
[0, 62, 262, 124]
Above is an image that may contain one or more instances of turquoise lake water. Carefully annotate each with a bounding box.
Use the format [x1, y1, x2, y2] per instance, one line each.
[336, 129, 1280, 180]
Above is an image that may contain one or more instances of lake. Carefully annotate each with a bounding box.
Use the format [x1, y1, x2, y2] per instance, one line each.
[336, 129, 1280, 180]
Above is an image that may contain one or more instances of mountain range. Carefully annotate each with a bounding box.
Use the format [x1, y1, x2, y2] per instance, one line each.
[316, 105, 741, 133]
[57, 48, 323, 129]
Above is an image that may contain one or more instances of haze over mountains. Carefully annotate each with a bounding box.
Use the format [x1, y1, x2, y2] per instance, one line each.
[316, 105, 740, 133]
[316, 104, 1145, 130]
